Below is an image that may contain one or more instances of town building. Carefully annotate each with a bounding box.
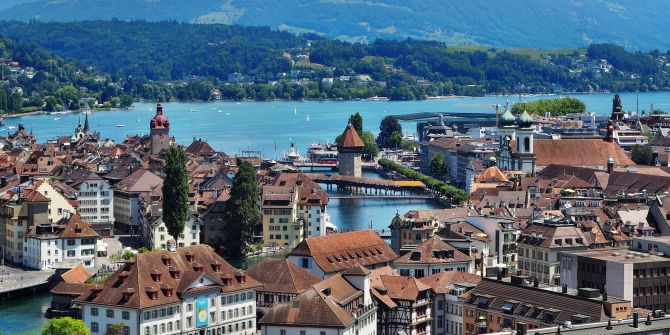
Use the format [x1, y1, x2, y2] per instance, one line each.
[261, 171, 330, 249]
[1, 182, 50, 264]
[47, 264, 93, 319]
[370, 269, 433, 335]
[113, 168, 163, 231]
[23, 213, 98, 270]
[466, 214, 519, 273]
[288, 230, 397, 279]
[462, 277, 632, 334]
[561, 247, 670, 311]
[394, 236, 474, 278]
[517, 216, 589, 285]
[389, 208, 471, 255]
[59, 168, 115, 236]
[419, 271, 482, 335]
[76, 245, 261, 335]
[246, 258, 320, 314]
[337, 122, 364, 177]
[259, 265, 377, 335]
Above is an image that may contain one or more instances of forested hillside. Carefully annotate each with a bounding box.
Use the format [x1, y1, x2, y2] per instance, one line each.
[2, 0, 670, 50]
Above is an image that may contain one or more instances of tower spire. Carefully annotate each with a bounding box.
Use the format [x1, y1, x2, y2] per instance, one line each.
[84, 111, 90, 133]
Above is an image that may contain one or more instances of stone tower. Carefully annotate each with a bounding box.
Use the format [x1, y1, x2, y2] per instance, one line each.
[150, 103, 170, 155]
[337, 122, 364, 177]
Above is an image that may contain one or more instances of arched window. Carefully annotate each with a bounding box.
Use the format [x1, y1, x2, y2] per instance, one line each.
[524, 137, 530, 152]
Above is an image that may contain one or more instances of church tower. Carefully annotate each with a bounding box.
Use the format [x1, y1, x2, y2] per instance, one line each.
[337, 122, 364, 177]
[496, 103, 517, 171]
[150, 103, 170, 155]
[514, 109, 536, 173]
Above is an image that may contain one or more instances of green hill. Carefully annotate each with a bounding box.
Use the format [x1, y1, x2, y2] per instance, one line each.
[1, 0, 670, 50]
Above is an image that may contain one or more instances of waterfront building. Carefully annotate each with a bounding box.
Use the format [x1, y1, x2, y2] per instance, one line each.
[517, 216, 589, 285]
[370, 270, 433, 335]
[261, 171, 330, 249]
[337, 122, 364, 177]
[48, 264, 93, 318]
[113, 168, 163, 231]
[462, 277, 632, 334]
[246, 258, 320, 314]
[288, 230, 397, 279]
[561, 247, 670, 311]
[419, 271, 481, 335]
[150, 103, 172, 155]
[59, 168, 115, 236]
[76, 245, 261, 335]
[259, 265, 377, 335]
[23, 212, 98, 270]
[1, 182, 50, 264]
[393, 236, 474, 278]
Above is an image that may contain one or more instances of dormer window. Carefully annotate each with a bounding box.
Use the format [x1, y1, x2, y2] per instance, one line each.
[185, 252, 194, 262]
[150, 270, 161, 282]
[168, 267, 180, 279]
[193, 262, 203, 271]
[211, 262, 222, 272]
[162, 255, 172, 266]
[234, 272, 246, 284]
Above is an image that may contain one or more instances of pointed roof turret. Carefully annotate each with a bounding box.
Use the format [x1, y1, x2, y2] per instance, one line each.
[518, 109, 533, 128]
[499, 106, 516, 127]
[84, 112, 90, 133]
[337, 122, 364, 149]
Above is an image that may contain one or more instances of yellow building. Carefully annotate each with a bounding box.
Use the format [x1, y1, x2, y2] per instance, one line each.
[261, 184, 302, 249]
[35, 180, 77, 223]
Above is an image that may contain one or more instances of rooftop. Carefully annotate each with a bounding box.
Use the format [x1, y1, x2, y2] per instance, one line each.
[567, 248, 670, 264]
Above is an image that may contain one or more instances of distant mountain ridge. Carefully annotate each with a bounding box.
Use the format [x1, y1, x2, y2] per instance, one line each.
[2, 0, 670, 50]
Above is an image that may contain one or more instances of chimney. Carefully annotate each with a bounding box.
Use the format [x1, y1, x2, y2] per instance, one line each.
[607, 157, 614, 174]
[633, 312, 639, 328]
[645, 314, 652, 326]
[562, 284, 567, 293]
[496, 268, 502, 280]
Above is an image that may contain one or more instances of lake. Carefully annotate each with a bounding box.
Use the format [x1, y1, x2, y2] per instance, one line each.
[5, 91, 670, 159]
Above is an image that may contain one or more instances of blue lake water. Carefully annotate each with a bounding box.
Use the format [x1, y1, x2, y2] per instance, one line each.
[5, 91, 670, 159]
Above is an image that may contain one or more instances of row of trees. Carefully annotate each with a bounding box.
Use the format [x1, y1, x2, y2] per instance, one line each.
[378, 158, 468, 205]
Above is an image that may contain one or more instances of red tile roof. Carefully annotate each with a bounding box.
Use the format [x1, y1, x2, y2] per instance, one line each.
[246, 259, 320, 294]
[337, 123, 364, 149]
[75, 245, 260, 309]
[394, 236, 473, 265]
[289, 230, 397, 275]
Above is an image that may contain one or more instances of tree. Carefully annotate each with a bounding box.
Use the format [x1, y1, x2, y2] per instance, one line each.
[41, 317, 89, 335]
[510, 97, 586, 117]
[223, 161, 260, 258]
[119, 94, 133, 108]
[400, 140, 418, 151]
[430, 153, 447, 179]
[388, 131, 403, 149]
[162, 146, 190, 244]
[360, 131, 380, 158]
[631, 144, 655, 165]
[104, 323, 125, 335]
[377, 117, 402, 148]
[349, 112, 363, 133]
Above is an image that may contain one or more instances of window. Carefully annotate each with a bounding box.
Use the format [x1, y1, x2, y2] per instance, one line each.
[187, 317, 193, 328]
[91, 307, 99, 316]
[67, 250, 75, 257]
[122, 311, 130, 320]
[301, 258, 309, 268]
[106, 309, 114, 318]
[152, 310, 158, 318]
[247, 291, 253, 300]
[145, 327, 150, 335]
[300, 331, 306, 335]
[91, 322, 99, 333]
[280, 330, 286, 335]
[144, 311, 150, 320]
[160, 324, 166, 333]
